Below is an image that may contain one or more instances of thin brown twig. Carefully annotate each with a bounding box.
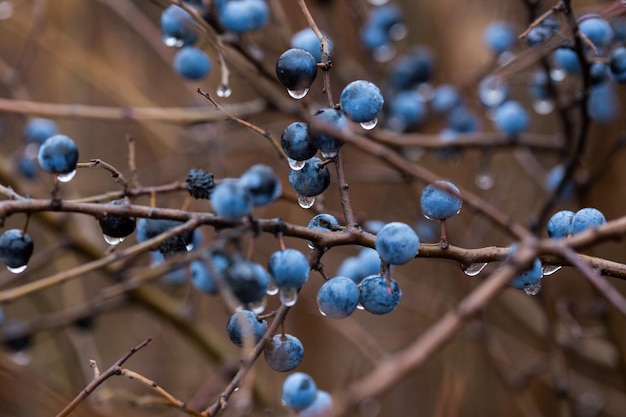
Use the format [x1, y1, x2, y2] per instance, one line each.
[76, 159, 130, 194]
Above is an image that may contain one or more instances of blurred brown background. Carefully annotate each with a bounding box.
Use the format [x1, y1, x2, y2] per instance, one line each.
[0, 1, 625, 416]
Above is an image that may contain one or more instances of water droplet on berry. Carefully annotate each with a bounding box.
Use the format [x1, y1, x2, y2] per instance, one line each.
[461, 263, 487, 277]
[103, 235, 124, 245]
[318, 307, 327, 317]
[542, 265, 561, 276]
[288, 158, 305, 170]
[321, 151, 337, 159]
[550, 68, 565, 82]
[524, 281, 542, 296]
[287, 88, 309, 100]
[533, 99, 555, 115]
[0, 1, 15, 20]
[279, 287, 298, 307]
[373, 44, 395, 62]
[298, 194, 315, 209]
[10, 350, 31, 366]
[248, 298, 267, 314]
[360, 118, 378, 130]
[356, 303, 365, 310]
[367, 0, 389, 5]
[7, 265, 27, 274]
[186, 243, 194, 252]
[306, 240, 315, 250]
[57, 169, 76, 183]
[266, 280, 279, 296]
[216, 84, 232, 98]
[475, 173, 494, 190]
[163, 36, 183, 48]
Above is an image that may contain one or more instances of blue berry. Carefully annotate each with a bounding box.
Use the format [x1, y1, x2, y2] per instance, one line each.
[308, 108, 348, 155]
[579, 16, 614, 48]
[571, 208, 606, 234]
[431, 84, 461, 115]
[186, 168, 215, 199]
[281, 122, 317, 162]
[225, 259, 269, 304]
[299, 390, 333, 417]
[359, 274, 402, 315]
[336, 257, 363, 282]
[135, 219, 194, 254]
[37, 134, 79, 174]
[375, 222, 419, 265]
[0, 229, 34, 270]
[493, 101, 529, 135]
[545, 164, 575, 199]
[24, 118, 58, 144]
[547, 210, 574, 238]
[191, 254, 228, 295]
[446, 105, 480, 133]
[276, 48, 318, 91]
[240, 164, 281, 207]
[339, 80, 384, 123]
[210, 179, 254, 221]
[317, 276, 360, 318]
[588, 82, 619, 123]
[529, 69, 551, 101]
[308, 213, 339, 232]
[511, 257, 542, 290]
[525, 17, 560, 47]
[360, 24, 389, 52]
[367, 4, 402, 33]
[264, 333, 304, 372]
[219, 0, 269, 33]
[291, 28, 332, 62]
[288, 157, 331, 197]
[17, 151, 38, 180]
[387, 46, 433, 89]
[483, 21, 516, 54]
[161, 5, 198, 47]
[282, 372, 317, 411]
[98, 200, 136, 240]
[268, 249, 310, 289]
[553, 48, 581, 74]
[589, 62, 609, 86]
[227, 310, 268, 347]
[174, 47, 211, 80]
[386, 90, 427, 132]
[609, 46, 626, 82]
[420, 180, 462, 220]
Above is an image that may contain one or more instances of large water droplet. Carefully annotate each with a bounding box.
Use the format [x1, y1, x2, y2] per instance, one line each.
[279, 287, 298, 307]
[356, 303, 365, 310]
[288, 158, 305, 170]
[550, 68, 566, 82]
[103, 235, 123, 245]
[0, 1, 15, 20]
[266, 280, 279, 296]
[248, 298, 267, 314]
[298, 194, 315, 209]
[318, 307, 327, 317]
[533, 99, 555, 115]
[163, 36, 183, 48]
[461, 263, 487, 277]
[186, 243, 194, 252]
[7, 265, 27, 274]
[475, 173, 494, 190]
[10, 350, 31, 366]
[360, 117, 378, 130]
[479, 76, 508, 108]
[216, 84, 232, 98]
[542, 265, 562, 276]
[524, 281, 542, 296]
[57, 170, 76, 183]
[321, 151, 337, 159]
[287, 88, 309, 99]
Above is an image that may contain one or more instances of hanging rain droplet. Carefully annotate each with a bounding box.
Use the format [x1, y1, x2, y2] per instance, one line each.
[216, 84, 232, 98]
[103, 235, 124, 246]
[367, 0, 389, 5]
[186, 243, 194, 252]
[162, 36, 183, 48]
[287, 88, 309, 99]
[550, 68, 565, 82]
[298, 194, 315, 209]
[318, 307, 327, 317]
[57, 170, 76, 183]
[461, 263, 487, 277]
[306, 240, 315, 250]
[288, 158, 306, 170]
[279, 287, 298, 307]
[533, 99, 555, 115]
[524, 281, 542, 296]
[266, 280, 279, 296]
[7, 264, 27, 274]
[10, 350, 31, 366]
[356, 303, 365, 310]
[542, 265, 562, 276]
[475, 173, 494, 190]
[360, 117, 378, 130]
[248, 298, 267, 314]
